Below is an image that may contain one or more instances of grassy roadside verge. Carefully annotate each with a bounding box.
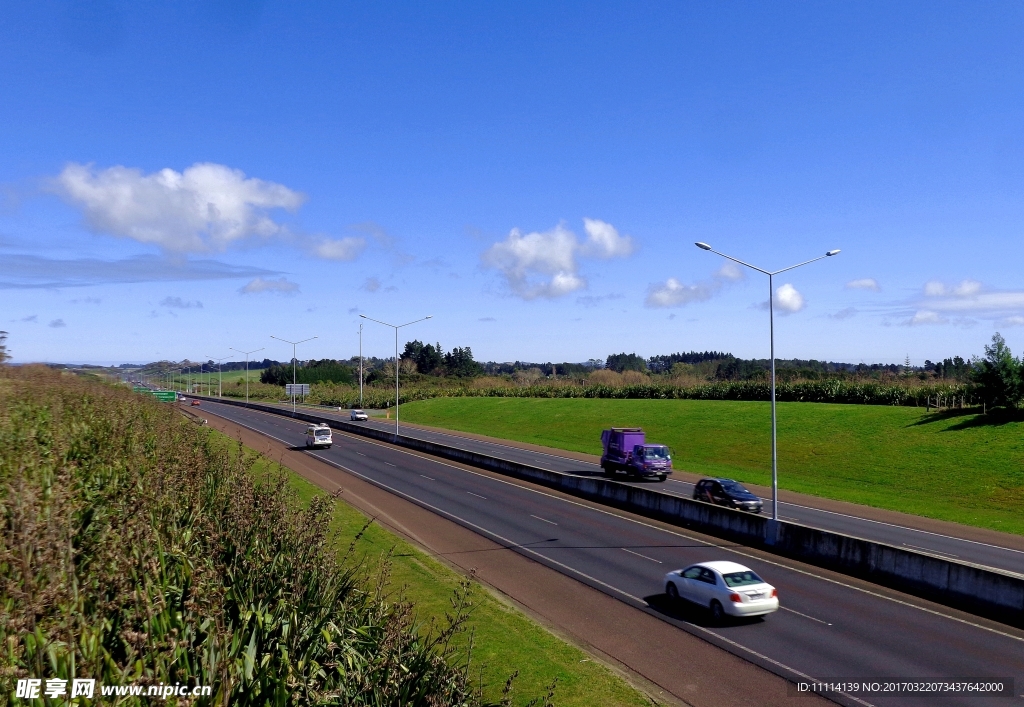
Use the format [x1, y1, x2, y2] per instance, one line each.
[396, 397, 1024, 536]
[207, 428, 651, 707]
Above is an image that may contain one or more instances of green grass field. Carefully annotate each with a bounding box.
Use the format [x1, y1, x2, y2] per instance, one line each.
[211, 429, 650, 707]
[397, 397, 1024, 535]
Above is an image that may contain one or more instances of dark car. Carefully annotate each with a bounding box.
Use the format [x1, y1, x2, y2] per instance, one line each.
[693, 478, 763, 513]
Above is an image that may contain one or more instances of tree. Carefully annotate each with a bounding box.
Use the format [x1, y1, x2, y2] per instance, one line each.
[972, 333, 1023, 409]
[605, 352, 647, 373]
[403, 340, 443, 374]
[444, 347, 483, 377]
[0, 331, 8, 364]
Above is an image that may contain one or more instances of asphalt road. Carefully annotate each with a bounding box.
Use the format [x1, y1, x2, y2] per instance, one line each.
[200, 400, 1024, 707]
[243, 401, 1024, 575]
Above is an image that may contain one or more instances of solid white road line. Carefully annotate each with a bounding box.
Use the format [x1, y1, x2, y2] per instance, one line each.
[621, 548, 663, 563]
[420, 474, 435, 481]
[530, 514, 558, 525]
[780, 606, 832, 626]
[467, 491, 487, 500]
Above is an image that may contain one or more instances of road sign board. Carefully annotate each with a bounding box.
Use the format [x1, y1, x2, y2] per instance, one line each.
[286, 384, 310, 395]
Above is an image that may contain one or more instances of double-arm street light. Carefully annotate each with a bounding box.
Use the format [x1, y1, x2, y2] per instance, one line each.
[270, 335, 317, 412]
[359, 314, 431, 439]
[695, 242, 840, 525]
[207, 355, 230, 398]
[230, 347, 264, 405]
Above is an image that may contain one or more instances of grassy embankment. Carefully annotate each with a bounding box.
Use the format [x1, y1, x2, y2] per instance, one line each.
[0, 366, 648, 707]
[397, 397, 1024, 535]
[233, 434, 650, 707]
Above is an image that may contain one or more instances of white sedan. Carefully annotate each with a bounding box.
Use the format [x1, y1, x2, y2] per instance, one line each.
[663, 560, 779, 621]
[350, 409, 368, 421]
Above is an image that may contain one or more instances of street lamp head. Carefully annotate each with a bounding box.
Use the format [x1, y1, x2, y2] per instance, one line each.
[426, 315, 433, 319]
[695, 242, 712, 251]
[359, 314, 366, 318]
[826, 249, 841, 256]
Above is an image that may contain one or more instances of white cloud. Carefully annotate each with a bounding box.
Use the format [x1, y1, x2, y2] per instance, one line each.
[483, 220, 634, 299]
[54, 162, 306, 253]
[49, 318, 66, 328]
[645, 263, 744, 309]
[239, 277, 299, 295]
[580, 218, 635, 258]
[906, 310, 947, 326]
[312, 236, 365, 261]
[774, 283, 805, 313]
[1002, 315, 1024, 327]
[645, 278, 716, 307]
[924, 280, 947, 296]
[159, 296, 202, 309]
[915, 279, 1024, 315]
[846, 278, 880, 291]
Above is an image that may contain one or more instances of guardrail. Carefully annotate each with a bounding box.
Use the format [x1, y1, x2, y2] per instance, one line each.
[191, 394, 1024, 628]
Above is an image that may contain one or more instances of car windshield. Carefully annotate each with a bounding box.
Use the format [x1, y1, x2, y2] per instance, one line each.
[720, 480, 750, 494]
[644, 446, 669, 458]
[352, 409, 364, 413]
[722, 570, 765, 587]
[316, 430, 330, 436]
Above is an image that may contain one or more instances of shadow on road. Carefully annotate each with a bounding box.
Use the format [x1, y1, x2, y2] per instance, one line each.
[645, 593, 767, 629]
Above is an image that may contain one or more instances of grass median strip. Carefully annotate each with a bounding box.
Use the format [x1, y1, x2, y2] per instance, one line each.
[396, 397, 1024, 536]
[207, 428, 653, 707]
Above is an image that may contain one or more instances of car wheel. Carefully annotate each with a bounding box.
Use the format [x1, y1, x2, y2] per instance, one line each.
[658, 475, 667, 482]
[602, 465, 613, 477]
[710, 600, 724, 623]
[666, 582, 679, 601]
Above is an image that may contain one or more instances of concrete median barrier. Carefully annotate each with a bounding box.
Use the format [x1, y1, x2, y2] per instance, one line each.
[193, 395, 1024, 628]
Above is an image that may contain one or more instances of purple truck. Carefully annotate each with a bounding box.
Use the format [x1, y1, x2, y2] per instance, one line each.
[600, 427, 672, 482]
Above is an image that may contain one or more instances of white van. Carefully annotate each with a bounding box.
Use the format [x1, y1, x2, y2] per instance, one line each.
[305, 423, 333, 449]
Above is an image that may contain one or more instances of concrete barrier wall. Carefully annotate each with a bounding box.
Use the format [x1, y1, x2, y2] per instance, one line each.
[194, 395, 1024, 627]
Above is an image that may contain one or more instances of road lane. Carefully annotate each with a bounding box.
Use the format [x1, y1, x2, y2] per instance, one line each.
[237, 403, 1024, 575]
[202, 400, 1024, 707]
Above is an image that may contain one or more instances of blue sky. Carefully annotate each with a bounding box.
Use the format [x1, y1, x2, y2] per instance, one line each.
[2, 1, 1024, 366]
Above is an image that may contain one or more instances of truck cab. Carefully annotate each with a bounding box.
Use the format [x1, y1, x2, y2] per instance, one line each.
[600, 428, 671, 481]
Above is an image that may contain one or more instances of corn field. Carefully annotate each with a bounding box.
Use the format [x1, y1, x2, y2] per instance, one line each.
[0, 366, 523, 706]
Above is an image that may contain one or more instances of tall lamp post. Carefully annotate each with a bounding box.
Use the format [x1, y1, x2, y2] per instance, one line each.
[207, 355, 230, 398]
[270, 335, 317, 413]
[230, 347, 264, 405]
[695, 242, 839, 525]
[360, 314, 431, 439]
[358, 322, 364, 408]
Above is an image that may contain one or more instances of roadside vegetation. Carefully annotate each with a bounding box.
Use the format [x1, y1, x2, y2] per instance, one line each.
[0, 365, 593, 705]
[206, 333, 1021, 414]
[397, 397, 1024, 536]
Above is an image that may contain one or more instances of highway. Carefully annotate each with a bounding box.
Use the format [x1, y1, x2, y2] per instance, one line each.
[227, 400, 1024, 575]
[200, 399, 1024, 707]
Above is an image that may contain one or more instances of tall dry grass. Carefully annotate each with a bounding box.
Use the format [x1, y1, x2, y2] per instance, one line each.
[0, 366, 522, 706]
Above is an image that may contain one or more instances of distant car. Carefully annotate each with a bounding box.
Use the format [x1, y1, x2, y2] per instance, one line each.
[305, 423, 333, 448]
[664, 561, 778, 622]
[350, 409, 368, 421]
[177, 394, 186, 402]
[190, 399, 201, 406]
[693, 478, 763, 513]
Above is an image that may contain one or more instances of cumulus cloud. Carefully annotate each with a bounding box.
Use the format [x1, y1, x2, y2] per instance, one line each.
[312, 236, 365, 261]
[924, 279, 982, 297]
[159, 296, 203, 309]
[1003, 315, 1024, 327]
[53, 162, 306, 253]
[361, 277, 381, 293]
[580, 218, 635, 258]
[916, 279, 1024, 316]
[905, 310, 947, 326]
[773, 283, 805, 313]
[645, 263, 744, 308]
[239, 277, 299, 295]
[49, 319, 66, 328]
[846, 278, 880, 291]
[482, 219, 634, 299]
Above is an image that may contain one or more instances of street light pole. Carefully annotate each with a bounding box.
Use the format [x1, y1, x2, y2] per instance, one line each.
[360, 314, 431, 440]
[207, 355, 230, 398]
[230, 347, 264, 405]
[695, 242, 839, 526]
[270, 335, 317, 413]
[358, 322, 364, 407]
